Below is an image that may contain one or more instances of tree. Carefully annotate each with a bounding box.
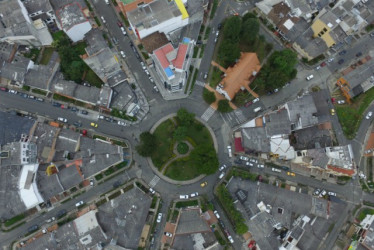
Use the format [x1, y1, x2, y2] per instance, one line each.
[177, 108, 195, 126]
[242, 12, 257, 23]
[203, 88, 216, 104]
[241, 18, 260, 44]
[217, 100, 233, 113]
[136, 132, 157, 157]
[217, 40, 240, 67]
[268, 49, 298, 77]
[223, 16, 242, 42]
[190, 144, 218, 175]
[173, 126, 188, 141]
[66, 60, 86, 83]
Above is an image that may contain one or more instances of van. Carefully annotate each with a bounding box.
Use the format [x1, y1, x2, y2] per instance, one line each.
[271, 168, 281, 173]
[254, 107, 262, 113]
[105, 0, 109, 4]
[227, 145, 232, 158]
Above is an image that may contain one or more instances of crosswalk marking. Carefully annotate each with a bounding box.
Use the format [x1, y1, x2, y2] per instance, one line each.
[195, 81, 205, 87]
[201, 107, 216, 122]
[234, 109, 246, 123]
[149, 175, 160, 188]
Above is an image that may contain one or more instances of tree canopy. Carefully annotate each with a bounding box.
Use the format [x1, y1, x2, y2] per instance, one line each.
[241, 18, 260, 44]
[177, 108, 195, 126]
[173, 126, 188, 141]
[217, 99, 233, 113]
[203, 88, 216, 104]
[136, 132, 157, 157]
[217, 40, 240, 67]
[190, 143, 218, 175]
[223, 16, 242, 42]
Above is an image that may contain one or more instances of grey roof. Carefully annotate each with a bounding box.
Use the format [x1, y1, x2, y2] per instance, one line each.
[84, 29, 108, 56]
[56, 2, 88, 31]
[306, 148, 329, 169]
[97, 187, 152, 249]
[175, 209, 210, 235]
[0, 111, 34, 145]
[98, 85, 113, 108]
[241, 127, 270, 153]
[286, 94, 318, 130]
[22, 0, 54, 19]
[0, 0, 32, 37]
[293, 125, 332, 150]
[111, 81, 135, 109]
[32, 122, 60, 163]
[293, 27, 328, 58]
[345, 59, 374, 97]
[36, 169, 64, 201]
[51, 79, 101, 105]
[55, 129, 80, 152]
[57, 164, 83, 189]
[107, 70, 127, 88]
[49, 0, 87, 13]
[319, 9, 340, 29]
[25, 51, 59, 90]
[265, 109, 291, 136]
[0, 42, 14, 68]
[127, 0, 182, 30]
[362, 220, 374, 250]
[286, 19, 310, 42]
[0, 60, 30, 84]
[329, 25, 347, 43]
[290, 225, 305, 241]
[311, 90, 330, 123]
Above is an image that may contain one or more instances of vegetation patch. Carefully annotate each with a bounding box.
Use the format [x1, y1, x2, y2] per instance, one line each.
[357, 208, 374, 221]
[150, 196, 158, 209]
[217, 100, 233, 113]
[175, 200, 199, 208]
[95, 173, 104, 181]
[31, 88, 47, 96]
[177, 142, 189, 154]
[209, 67, 222, 87]
[108, 191, 121, 200]
[210, 0, 219, 19]
[39, 47, 55, 65]
[365, 24, 374, 32]
[104, 166, 115, 176]
[203, 88, 216, 104]
[111, 108, 137, 121]
[4, 213, 25, 227]
[96, 199, 107, 207]
[22, 85, 30, 91]
[23, 48, 40, 61]
[336, 87, 374, 139]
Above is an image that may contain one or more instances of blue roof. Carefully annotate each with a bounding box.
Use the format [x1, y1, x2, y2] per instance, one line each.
[182, 37, 190, 44]
[164, 67, 174, 77]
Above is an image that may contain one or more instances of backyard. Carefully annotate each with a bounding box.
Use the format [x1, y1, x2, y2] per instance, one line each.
[336, 87, 374, 139]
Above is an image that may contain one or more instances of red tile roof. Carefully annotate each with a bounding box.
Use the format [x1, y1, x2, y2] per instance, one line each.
[154, 43, 174, 69]
[172, 43, 187, 69]
[327, 165, 355, 176]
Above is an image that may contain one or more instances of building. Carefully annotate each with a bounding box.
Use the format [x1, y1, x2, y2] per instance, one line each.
[23, 0, 56, 26]
[215, 52, 261, 101]
[116, 0, 153, 16]
[56, 2, 92, 42]
[0, 56, 33, 87]
[127, 0, 189, 40]
[0, 0, 53, 46]
[151, 37, 194, 92]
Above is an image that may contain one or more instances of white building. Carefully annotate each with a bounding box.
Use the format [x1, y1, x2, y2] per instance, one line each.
[127, 0, 189, 40]
[56, 2, 92, 42]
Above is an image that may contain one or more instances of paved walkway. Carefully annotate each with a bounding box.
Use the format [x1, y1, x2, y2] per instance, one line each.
[160, 140, 194, 174]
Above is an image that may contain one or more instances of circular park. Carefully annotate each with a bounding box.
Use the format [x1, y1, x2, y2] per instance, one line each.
[136, 108, 219, 181]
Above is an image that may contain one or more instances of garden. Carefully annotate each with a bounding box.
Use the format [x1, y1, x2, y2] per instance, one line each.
[136, 108, 218, 181]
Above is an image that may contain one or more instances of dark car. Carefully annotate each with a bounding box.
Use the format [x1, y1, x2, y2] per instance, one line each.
[356, 52, 362, 57]
[280, 166, 290, 171]
[113, 181, 121, 188]
[117, 21, 123, 27]
[370, 32, 374, 37]
[81, 110, 88, 115]
[52, 102, 61, 107]
[244, 101, 253, 107]
[338, 59, 344, 64]
[196, 40, 202, 45]
[28, 224, 39, 233]
[338, 50, 347, 55]
[217, 23, 222, 30]
[105, 117, 113, 122]
[74, 121, 82, 127]
[22, 93, 28, 98]
[320, 62, 327, 67]
[71, 107, 79, 112]
[56, 209, 67, 219]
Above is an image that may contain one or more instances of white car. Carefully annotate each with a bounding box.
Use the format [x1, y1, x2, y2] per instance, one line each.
[120, 27, 127, 36]
[75, 201, 84, 207]
[227, 145, 232, 157]
[250, 159, 257, 163]
[219, 164, 227, 171]
[214, 210, 220, 219]
[319, 190, 327, 197]
[9, 89, 17, 94]
[118, 120, 126, 126]
[239, 156, 249, 161]
[253, 98, 260, 103]
[258, 164, 264, 168]
[164, 232, 173, 237]
[98, 115, 105, 120]
[140, 62, 146, 70]
[153, 85, 159, 92]
[328, 191, 337, 196]
[149, 188, 155, 194]
[366, 111, 373, 120]
[337, 100, 345, 104]
[316, 66, 321, 70]
[190, 192, 199, 198]
[245, 162, 253, 167]
[90, 179, 94, 186]
[57, 117, 67, 123]
[149, 77, 154, 83]
[179, 194, 189, 199]
[228, 235, 234, 243]
[145, 69, 150, 75]
[327, 57, 334, 63]
[156, 213, 162, 223]
[219, 172, 225, 179]
[306, 74, 314, 81]
[101, 16, 106, 24]
[120, 51, 126, 58]
[105, 0, 109, 4]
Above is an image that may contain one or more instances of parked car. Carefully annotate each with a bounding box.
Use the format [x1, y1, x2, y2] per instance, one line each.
[253, 98, 260, 103]
[0, 87, 7, 91]
[90, 122, 98, 128]
[120, 51, 126, 58]
[330, 109, 335, 115]
[246, 162, 253, 167]
[327, 57, 334, 63]
[239, 155, 249, 161]
[75, 201, 84, 207]
[153, 85, 159, 92]
[113, 181, 121, 188]
[179, 194, 189, 199]
[203, 72, 208, 79]
[164, 232, 173, 237]
[149, 76, 154, 83]
[366, 111, 373, 120]
[117, 21, 123, 27]
[287, 171, 296, 176]
[337, 100, 345, 104]
[157, 213, 162, 223]
[200, 181, 207, 187]
[328, 191, 337, 196]
[56, 209, 67, 218]
[120, 27, 127, 36]
[100, 16, 106, 24]
[313, 189, 321, 196]
[320, 62, 327, 67]
[338, 59, 344, 64]
[9, 89, 17, 94]
[219, 172, 225, 179]
[219, 164, 227, 171]
[45, 217, 55, 223]
[73, 121, 82, 127]
[244, 101, 253, 107]
[90, 179, 94, 186]
[214, 210, 220, 219]
[227, 145, 232, 157]
[57, 117, 67, 123]
[257, 164, 264, 168]
[118, 120, 126, 126]
[371, 32, 374, 37]
[190, 192, 199, 198]
[36, 98, 44, 102]
[28, 225, 39, 233]
[112, 37, 118, 45]
[306, 74, 314, 80]
[228, 235, 234, 243]
[98, 115, 105, 120]
[338, 50, 347, 55]
[319, 190, 327, 197]
[140, 62, 146, 70]
[71, 107, 78, 112]
[149, 188, 155, 194]
[356, 52, 363, 57]
[83, 82, 91, 87]
[81, 110, 88, 115]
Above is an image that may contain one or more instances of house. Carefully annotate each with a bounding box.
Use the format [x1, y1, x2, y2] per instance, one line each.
[116, 0, 153, 16]
[0, 0, 53, 46]
[127, 0, 189, 40]
[56, 2, 92, 42]
[23, 0, 56, 26]
[215, 52, 261, 101]
[0, 56, 33, 87]
[151, 37, 194, 92]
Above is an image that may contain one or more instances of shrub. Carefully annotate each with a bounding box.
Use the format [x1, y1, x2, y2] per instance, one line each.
[203, 88, 216, 104]
[217, 100, 233, 113]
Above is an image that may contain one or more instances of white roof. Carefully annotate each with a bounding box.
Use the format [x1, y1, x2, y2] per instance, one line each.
[18, 164, 44, 209]
[270, 135, 295, 160]
[74, 210, 100, 236]
[284, 19, 295, 30]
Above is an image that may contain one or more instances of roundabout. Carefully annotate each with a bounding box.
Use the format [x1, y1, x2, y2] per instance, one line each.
[138, 108, 219, 184]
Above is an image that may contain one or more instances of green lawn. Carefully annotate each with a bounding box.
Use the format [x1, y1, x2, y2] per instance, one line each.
[185, 120, 213, 146]
[39, 47, 55, 65]
[52, 31, 65, 41]
[23, 48, 40, 61]
[84, 69, 104, 88]
[74, 41, 87, 55]
[357, 208, 374, 221]
[151, 119, 176, 169]
[209, 67, 222, 87]
[164, 157, 202, 180]
[336, 87, 374, 139]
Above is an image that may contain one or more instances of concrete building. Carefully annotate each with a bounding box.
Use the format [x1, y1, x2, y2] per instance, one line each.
[0, 0, 53, 46]
[23, 0, 56, 26]
[56, 2, 92, 42]
[127, 0, 189, 40]
[0, 56, 33, 87]
[151, 37, 194, 92]
[215, 52, 261, 101]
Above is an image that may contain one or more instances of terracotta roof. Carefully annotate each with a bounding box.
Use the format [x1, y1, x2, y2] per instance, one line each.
[172, 43, 187, 69]
[154, 43, 174, 69]
[221, 52, 261, 100]
[327, 165, 355, 176]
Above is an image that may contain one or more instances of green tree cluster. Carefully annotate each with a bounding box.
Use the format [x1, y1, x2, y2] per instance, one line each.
[190, 143, 219, 175]
[217, 100, 233, 113]
[217, 185, 249, 234]
[177, 108, 195, 126]
[53, 34, 88, 83]
[136, 132, 157, 157]
[253, 49, 298, 92]
[203, 88, 216, 104]
[173, 126, 188, 141]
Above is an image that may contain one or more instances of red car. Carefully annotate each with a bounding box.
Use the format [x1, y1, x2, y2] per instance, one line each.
[320, 62, 327, 67]
[0, 87, 8, 92]
[245, 101, 253, 107]
[117, 21, 123, 27]
[248, 240, 256, 249]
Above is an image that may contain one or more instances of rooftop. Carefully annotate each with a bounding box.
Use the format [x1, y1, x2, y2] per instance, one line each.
[285, 94, 318, 130]
[294, 27, 328, 58]
[345, 58, 374, 98]
[0, 0, 31, 37]
[292, 123, 333, 150]
[23, 0, 54, 19]
[241, 127, 270, 153]
[175, 208, 211, 235]
[127, 0, 185, 31]
[56, 2, 89, 32]
[265, 109, 291, 136]
[0, 111, 35, 146]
